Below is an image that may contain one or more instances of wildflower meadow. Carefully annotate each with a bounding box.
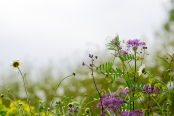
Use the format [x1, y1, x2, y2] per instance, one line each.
[0, 35, 174, 116]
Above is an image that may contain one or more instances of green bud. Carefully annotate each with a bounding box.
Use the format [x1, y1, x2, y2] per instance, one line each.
[1, 94, 4, 98]
[85, 108, 90, 114]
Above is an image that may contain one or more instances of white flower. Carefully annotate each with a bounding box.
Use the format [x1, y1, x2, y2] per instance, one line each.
[138, 64, 145, 76]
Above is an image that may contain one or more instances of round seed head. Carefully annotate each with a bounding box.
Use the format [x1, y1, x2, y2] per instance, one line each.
[1, 94, 4, 98]
[68, 103, 73, 107]
[85, 108, 90, 114]
[12, 60, 20, 68]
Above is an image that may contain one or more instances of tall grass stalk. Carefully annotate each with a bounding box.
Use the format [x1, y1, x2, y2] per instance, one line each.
[17, 67, 32, 116]
[50, 73, 75, 109]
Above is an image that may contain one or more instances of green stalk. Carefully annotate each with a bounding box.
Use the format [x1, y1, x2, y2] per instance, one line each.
[50, 74, 74, 109]
[133, 51, 136, 110]
[17, 67, 32, 116]
[151, 97, 165, 116]
[3, 96, 21, 116]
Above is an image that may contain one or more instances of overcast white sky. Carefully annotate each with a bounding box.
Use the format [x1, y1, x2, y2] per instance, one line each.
[0, 0, 170, 77]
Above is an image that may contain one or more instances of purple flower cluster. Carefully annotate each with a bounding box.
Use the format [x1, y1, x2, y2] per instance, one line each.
[116, 49, 129, 56]
[126, 39, 146, 51]
[67, 107, 78, 115]
[118, 88, 129, 95]
[97, 93, 123, 115]
[142, 84, 158, 94]
[118, 109, 143, 116]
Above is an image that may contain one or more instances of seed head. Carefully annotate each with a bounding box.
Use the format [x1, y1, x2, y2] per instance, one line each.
[72, 72, 76, 76]
[68, 103, 73, 107]
[143, 47, 147, 49]
[1, 94, 4, 98]
[85, 108, 90, 114]
[82, 62, 85, 66]
[12, 60, 20, 68]
[89, 54, 93, 58]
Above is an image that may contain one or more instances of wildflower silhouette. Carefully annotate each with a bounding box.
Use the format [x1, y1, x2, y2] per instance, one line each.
[11, 60, 33, 116]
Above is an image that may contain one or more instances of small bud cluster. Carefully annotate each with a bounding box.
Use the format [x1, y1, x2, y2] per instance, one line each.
[142, 84, 158, 94]
[118, 109, 143, 116]
[67, 103, 78, 115]
[82, 54, 98, 68]
[118, 88, 129, 95]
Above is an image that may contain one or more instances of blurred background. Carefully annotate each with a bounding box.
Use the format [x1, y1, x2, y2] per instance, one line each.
[0, 0, 174, 115]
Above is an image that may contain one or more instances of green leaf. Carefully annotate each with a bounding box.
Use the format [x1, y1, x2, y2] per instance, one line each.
[158, 56, 169, 65]
[125, 80, 130, 88]
[23, 73, 26, 79]
[158, 92, 168, 103]
[96, 93, 100, 99]
[105, 69, 109, 74]
[91, 96, 94, 101]
[102, 64, 104, 70]
[167, 52, 174, 60]
[100, 71, 105, 75]
[167, 99, 172, 105]
[119, 56, 124, 61]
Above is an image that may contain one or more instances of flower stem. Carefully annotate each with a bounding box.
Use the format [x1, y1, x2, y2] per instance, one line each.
[133, 51, 136, 111]
[50, 74, 74, 109]
[17, 67, 32, 116]
[91, 59, 104, 115]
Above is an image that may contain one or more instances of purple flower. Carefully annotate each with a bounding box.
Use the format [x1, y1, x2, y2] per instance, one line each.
[96, 102, 101, 108]
[118, 111, 130, 116]
[118, 109, 143, 116]
[113, 105, 120, 111]
[118, 46, 122, 49]
[72, 107, 78, 112]
[107, 104, 114, 109]
[124, 51, 128, 56]
[67, 112, 71, 115]
[126, 39, 146, 51]
[116, 97, 123, 105]
[102, 93, 110, 98]
[154, 88, 158, 92]
[143, 85, 148, 90]
[68, 108, 71, 111]
[101, 110, 106, 116]
[133, 109, 143, 115]
[118, 88, 129, 95]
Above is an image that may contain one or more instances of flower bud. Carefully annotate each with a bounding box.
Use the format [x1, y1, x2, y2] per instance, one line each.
[85, 108, 90, 114]
[82, 62, 85, 66]
[1, 94, 4, 98]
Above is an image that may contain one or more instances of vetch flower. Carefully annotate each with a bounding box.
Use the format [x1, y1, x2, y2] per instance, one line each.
[72, 107, 78, 112]
[138, 64, 146, 76]
[126, 39, 146, 51]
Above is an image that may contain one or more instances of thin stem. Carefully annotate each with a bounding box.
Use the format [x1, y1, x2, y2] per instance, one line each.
[0, 85, 17, 102]
[133, 51, 136, 111]
[123, 64, 132, 111]
[17, 67, 32, 116]
[163, 60, 172, 82]
[151, 97, 165, 116]
[3, 97, 21, 116]
[100, 75, 108, 91]
[91, 59, 104, 115]
[50, 74, 74, 109]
